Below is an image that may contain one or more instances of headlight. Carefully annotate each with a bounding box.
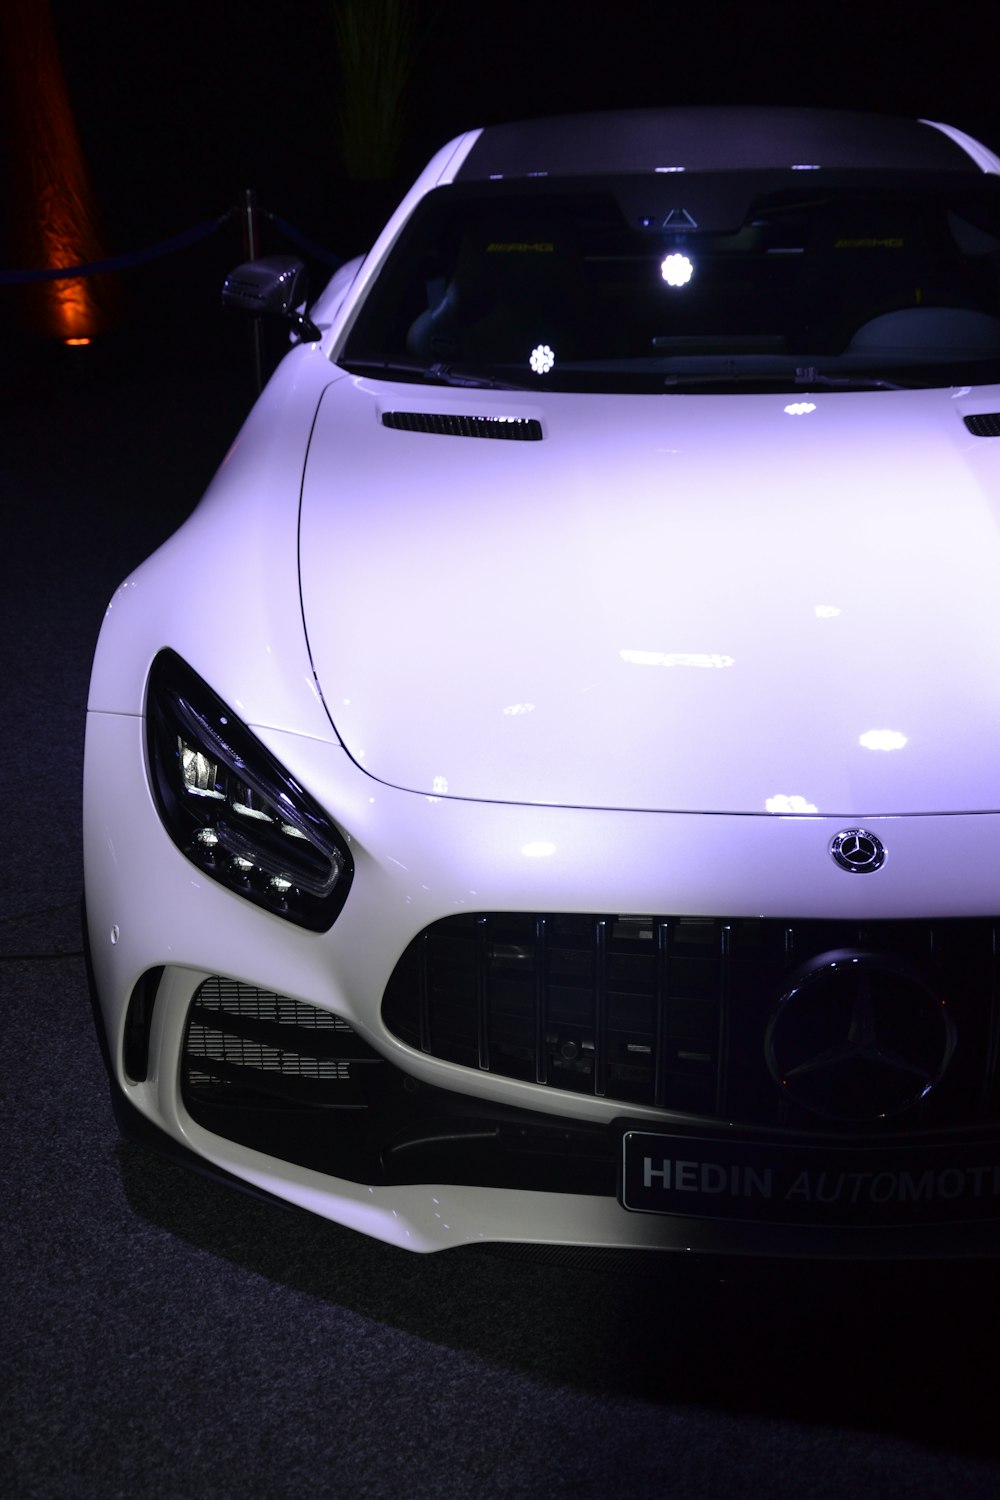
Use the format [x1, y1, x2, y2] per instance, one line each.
[145, 650, 353, 930]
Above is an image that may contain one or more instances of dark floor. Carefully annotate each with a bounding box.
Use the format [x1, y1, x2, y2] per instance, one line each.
[3, 320, 1000, 1500]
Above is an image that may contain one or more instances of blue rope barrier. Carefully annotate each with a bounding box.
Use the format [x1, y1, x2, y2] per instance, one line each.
[0, 213, 235, 286]
[0, 207, 342, 286]
[268, 215, 344, 269]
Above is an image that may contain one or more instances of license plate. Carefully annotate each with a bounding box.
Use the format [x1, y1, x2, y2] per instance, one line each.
[620, 1130, 1000, 1227]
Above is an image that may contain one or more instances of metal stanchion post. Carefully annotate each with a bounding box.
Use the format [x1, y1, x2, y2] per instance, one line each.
[242, 187, 265, 394]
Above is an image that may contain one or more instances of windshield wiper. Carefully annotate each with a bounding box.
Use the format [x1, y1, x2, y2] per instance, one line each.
[660, 366, 919, 391]
[337, 357, 527, 390]
[793, 366, 914, 391]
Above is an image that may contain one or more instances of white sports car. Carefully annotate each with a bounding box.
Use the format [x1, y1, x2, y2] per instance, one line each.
[85, 107, 1000, 1255]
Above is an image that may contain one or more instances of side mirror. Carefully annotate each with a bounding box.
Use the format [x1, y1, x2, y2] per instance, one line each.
[222, 256, 322, 342]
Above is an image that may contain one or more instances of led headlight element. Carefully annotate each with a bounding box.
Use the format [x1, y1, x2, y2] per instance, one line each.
[145, 650, 353, 930]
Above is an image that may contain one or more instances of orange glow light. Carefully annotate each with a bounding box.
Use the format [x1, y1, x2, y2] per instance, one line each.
[1, 0, 117, 339]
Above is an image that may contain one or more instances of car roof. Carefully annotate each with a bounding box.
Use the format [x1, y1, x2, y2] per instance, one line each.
[454, 107, 981, 181]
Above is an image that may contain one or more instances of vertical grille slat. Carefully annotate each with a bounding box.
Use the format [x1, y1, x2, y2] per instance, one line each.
[593, 917, 607, 1098]
[381, 913, 1000, 1131]
[715, 923, 733, 1117]
[981, 920, 1000, 1119]
[534, 916, 548, 1085]
[418, 930, 432, 1054]
[653, 921, 669, 1110]
[476, 915, 490, 1071]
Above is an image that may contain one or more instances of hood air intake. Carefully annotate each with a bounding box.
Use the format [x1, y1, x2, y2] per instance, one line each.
[382, 411, 543, 440]
[964, 414, 1000, 437]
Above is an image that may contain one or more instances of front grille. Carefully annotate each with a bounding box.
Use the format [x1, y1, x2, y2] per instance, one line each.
[964, 413, 1000, 437]
[382, 914, 1000, 1132]
[382, 411, 543, 440]
[183, 977, 384, 1108]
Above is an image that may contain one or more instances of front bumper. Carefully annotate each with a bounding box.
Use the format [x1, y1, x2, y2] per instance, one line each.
[84, 709, 1000, 1255]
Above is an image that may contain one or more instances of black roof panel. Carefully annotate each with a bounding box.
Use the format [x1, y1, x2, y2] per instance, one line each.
[456, 108, 979, 181]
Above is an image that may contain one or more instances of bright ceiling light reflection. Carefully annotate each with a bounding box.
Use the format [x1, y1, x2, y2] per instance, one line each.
[784, 402, 816, 416]
[860, 730, 908, 752]
[814, 605, 841, 618]
[620, 649, 734, 668]
[529, 344, 555, 374]
[521, 841, 556, 858]
[766, 794, 819, 814]
[503, 703, 536, 716]
[660, 253, 694, 286]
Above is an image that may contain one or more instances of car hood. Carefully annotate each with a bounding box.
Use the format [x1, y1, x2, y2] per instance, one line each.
[299, 378, 1000, 816]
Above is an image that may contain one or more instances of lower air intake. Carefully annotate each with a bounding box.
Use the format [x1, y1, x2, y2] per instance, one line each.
[183, 977, 383, 1109]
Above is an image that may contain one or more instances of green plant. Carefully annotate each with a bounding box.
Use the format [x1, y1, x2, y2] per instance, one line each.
[332, 0, 417, 180]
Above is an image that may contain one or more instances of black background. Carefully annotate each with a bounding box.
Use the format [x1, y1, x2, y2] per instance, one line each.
[15, 0, 1000, 259]
[5, 0, 1000, 370]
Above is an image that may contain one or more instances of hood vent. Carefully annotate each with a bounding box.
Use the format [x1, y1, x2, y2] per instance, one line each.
[382, 411, 543, 441]
[964, 413, 1000, 437]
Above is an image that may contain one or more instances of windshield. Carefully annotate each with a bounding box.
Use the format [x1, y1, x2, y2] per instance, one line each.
[337, 170, 1000, 392]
